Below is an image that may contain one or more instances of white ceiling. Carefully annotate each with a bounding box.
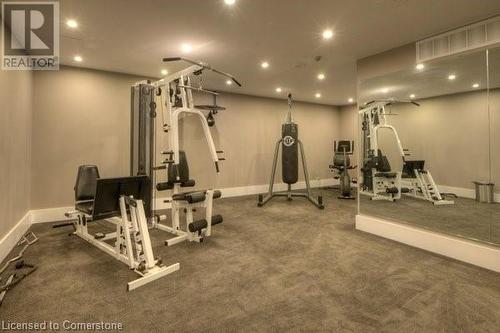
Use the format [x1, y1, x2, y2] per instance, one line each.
[59, 0, 500, 106]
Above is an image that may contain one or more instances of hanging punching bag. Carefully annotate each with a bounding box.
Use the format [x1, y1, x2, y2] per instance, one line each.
[282, 122, 299, 184]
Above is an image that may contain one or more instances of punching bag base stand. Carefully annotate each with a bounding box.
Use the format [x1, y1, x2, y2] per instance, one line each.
[258, 191, 324, 209]
[257, 138, 324, 210]
[337, 195, 355, 200]
[258, 93, 324, 210]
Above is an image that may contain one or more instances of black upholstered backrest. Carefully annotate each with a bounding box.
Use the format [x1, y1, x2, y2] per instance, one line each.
[335, 140, 353, 154]
[376, 150, 392, 172]
[168, 151, 189, 183]
[75, 165, 100, 201]
[333, 140, 353, 168]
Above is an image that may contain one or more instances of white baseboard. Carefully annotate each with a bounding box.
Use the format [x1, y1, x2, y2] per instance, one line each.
[401, 182, 500, 203]
[154, 178, 337, 209]
[439, 184, 500, 203]
[0, 211, 32, 263]
[436, 184, 476, 199]
[356, 214, 500, 273]
[220, 178, 338, 198]
[31, 206, 74, 224]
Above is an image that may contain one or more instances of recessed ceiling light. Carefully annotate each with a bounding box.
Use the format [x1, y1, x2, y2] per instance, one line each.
[322, 29, 333, 40]
[73, 55, 82, 62]
[161, 69, 168, 75]
[381, 88, 389, 94]
[226, 80, 232, 85]
[472, 83, 479, 88]
[348, 98, 354, 103]
[448, 74, 456, 80]
[409, 94, 416, 99]
[416, 63, 425, 70]
[315, 93, 321, 98]
[261, 61, 269, 69]
[181, 43, 193, 53]
[275, 87, 282, 93]
[317, 73, 325, 80]
[224, 0, 236, 5]
[66, 19, 78, 28]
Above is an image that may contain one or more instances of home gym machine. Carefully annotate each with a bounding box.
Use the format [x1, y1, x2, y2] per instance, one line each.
[131, 57, 242, 245]
[359, 99, 454, 205]
[258, 93, 324, 209]
[54, 168, 179, 291]
[329, 140, 356, 199]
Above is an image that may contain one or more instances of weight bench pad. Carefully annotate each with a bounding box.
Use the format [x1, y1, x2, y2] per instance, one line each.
[172, 190, 222, 203]
[375, 172, 398, 178]
[157, 179, 196, 191]
[188, 215, 224, 233]
[75, 200, 94, 215]
[172, 191, 206, 203]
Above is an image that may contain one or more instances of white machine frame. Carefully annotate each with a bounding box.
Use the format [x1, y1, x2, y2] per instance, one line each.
[155, 188, 217, 246]
[359, 99, 454, 205]
[154, 57, 240, 171]
[141, 57, 240, 246]
[64, 195, 179, 291]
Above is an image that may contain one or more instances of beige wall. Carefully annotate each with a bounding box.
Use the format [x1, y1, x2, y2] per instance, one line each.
[0, 69, 32, 239]
[339, 105, 358, 143]
[32, 66, 340, 209]
[31, 67, 143, 209]
[172, 93, 340, 191]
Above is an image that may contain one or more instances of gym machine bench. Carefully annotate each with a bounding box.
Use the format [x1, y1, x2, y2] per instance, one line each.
[54, 166, 179, 291]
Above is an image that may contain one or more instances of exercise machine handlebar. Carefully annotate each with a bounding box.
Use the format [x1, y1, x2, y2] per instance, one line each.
[361, 99, 420, 110]
[162, 57, 242, 87]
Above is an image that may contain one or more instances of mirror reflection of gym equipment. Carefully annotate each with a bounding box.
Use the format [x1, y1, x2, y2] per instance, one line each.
[359, 99, 454, 205]
[358, 46, 500, 250]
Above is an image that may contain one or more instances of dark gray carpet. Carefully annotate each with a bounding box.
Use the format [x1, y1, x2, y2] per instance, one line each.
[1, 190, 500, 332]
[361, 194, 500, 246]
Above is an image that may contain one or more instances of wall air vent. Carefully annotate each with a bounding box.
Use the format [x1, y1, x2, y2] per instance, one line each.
[416, 16, 500, 63]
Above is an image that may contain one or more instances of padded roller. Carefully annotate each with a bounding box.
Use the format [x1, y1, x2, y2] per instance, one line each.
[185, 192, 206, 203]
[157, 182, 174, 191]
[182, 180, 196, 187]
[375, 172, 398, 178]
[157, 180, 196, 192]
[188, 215, 224, 233]
[172, 191, 205, 202]
[386, 187, 399, 194]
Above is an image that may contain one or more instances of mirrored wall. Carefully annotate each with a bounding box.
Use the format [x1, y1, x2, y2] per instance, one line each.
[358, 46, 500, 247]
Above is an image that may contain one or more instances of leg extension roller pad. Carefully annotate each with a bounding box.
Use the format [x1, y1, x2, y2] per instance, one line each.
[188, 215, 223, 233]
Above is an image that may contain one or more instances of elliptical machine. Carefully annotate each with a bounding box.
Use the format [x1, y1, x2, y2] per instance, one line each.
[329, 140, 356, 199]
[258, 94, 324, 209]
